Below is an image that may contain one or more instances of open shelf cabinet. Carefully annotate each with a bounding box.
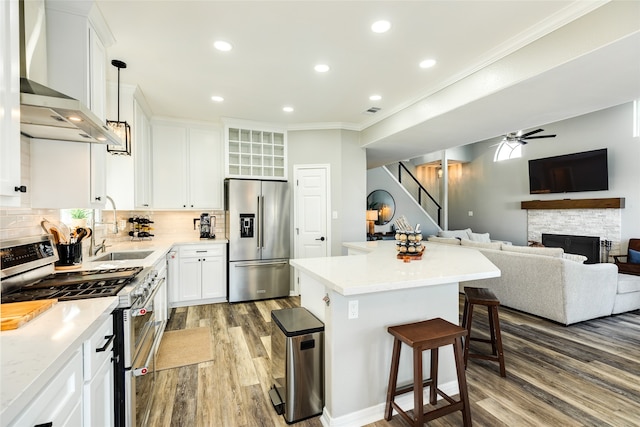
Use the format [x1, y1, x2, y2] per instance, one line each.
[225, 125, 287, 179]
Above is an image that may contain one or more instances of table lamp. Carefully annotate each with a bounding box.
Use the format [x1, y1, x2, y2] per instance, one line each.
[366, 210, 379, 235]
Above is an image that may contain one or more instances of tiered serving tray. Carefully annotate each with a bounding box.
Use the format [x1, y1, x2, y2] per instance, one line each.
[395, 231, 425, 260]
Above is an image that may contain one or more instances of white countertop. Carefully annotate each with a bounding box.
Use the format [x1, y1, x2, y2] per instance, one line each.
[80, 236, 228, 270]
[0, 236, 227, 424]
[290, 240, 500, 295]
[0, 297, 119, 424]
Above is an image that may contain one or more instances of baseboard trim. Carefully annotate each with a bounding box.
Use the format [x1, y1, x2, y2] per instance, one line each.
[319, 380, 459, 427]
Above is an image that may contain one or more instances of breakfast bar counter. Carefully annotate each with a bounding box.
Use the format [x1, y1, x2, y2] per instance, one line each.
[290, 241, 500, 426]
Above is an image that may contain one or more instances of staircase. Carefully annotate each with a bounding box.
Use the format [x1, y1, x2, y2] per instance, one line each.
[384, 162, 442, 228]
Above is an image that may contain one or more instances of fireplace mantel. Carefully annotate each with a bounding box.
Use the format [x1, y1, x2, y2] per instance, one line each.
[521, 198, 625, 210]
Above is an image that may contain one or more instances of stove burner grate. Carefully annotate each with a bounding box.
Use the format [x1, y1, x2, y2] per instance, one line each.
[1, 267, 143, 304]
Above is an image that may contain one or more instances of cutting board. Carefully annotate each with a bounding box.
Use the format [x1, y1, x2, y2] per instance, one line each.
[1, 300, 58, 331]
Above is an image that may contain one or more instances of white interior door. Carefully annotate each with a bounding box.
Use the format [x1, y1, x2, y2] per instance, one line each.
[294, 165, 330, 262]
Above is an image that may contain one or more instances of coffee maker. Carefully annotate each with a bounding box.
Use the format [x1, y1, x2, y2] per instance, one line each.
[194, 213, 215, 239]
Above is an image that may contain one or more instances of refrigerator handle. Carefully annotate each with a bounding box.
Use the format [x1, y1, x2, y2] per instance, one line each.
[260, 195, 265, 248]
[257, 196, 261, 250]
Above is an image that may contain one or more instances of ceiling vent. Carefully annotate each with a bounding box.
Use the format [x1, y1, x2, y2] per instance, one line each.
[363, 107, 381, 115]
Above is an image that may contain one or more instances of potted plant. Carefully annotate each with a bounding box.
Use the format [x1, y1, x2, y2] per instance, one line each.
[70, 209, 89, 228]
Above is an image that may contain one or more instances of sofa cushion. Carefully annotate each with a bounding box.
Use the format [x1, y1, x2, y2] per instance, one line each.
[617, 273, 640, 294]
[438, 228, 472, 240]
[501, 244, 564, 258]
[460, 239, 502, 250]
[562, 253, 588, 263]
[427, 236, 461, 245]
[629, 248, 640, 264]
[469, 232, 491, 243]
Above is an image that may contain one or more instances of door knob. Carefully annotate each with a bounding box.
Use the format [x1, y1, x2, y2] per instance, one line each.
[315, 237, 325, 241]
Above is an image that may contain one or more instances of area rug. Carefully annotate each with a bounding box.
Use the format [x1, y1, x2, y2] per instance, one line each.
[155, 327, 213, 371]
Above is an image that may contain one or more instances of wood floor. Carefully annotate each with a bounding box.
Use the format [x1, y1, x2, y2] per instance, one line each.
[147, 296, 640, 427]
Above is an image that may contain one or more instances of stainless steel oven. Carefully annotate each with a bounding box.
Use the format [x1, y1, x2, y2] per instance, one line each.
[114, 267, 162, 427]
[0, 235, 157, 427]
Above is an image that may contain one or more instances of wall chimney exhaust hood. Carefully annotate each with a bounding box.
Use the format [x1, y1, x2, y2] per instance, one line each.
[19, 0, 122, 146]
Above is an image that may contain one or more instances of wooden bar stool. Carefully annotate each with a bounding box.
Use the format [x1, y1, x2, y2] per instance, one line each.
[385, 317, 472, 427]
[462, 287, 506, 377]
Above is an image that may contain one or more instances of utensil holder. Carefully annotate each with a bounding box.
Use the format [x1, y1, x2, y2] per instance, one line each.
[55, 242, 82, 266]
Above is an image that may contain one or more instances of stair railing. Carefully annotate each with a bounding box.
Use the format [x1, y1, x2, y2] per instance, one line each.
[397, 162, 442, 226]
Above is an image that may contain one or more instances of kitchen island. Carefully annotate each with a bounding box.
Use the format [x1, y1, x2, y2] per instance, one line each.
[290, 240, 500, 427]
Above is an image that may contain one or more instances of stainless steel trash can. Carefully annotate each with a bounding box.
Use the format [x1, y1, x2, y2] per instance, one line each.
[270, 307, 324, 423]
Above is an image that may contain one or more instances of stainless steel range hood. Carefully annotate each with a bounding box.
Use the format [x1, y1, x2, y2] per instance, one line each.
[19, 0, 122, 146]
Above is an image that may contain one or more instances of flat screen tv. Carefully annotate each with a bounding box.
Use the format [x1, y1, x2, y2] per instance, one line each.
[528, 148, 608, 194]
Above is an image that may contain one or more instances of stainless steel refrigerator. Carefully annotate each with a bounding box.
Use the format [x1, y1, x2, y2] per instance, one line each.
[225, 179, 291, 302]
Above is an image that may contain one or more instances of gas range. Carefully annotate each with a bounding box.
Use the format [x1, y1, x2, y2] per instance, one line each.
[0, 266, 145, 304]
[1, 235, 152, 308]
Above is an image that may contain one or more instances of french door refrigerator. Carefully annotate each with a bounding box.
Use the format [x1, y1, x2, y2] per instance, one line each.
[225, 179, 291, 302]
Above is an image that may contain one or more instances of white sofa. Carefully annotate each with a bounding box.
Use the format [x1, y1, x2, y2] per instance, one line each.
[428, 236, 630, 325]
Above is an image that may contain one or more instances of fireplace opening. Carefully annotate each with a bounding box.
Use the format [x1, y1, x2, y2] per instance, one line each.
[542, 233, 601, 264]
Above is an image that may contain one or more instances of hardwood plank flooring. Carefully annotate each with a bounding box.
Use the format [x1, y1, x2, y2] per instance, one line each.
[148, 296, 640, 427]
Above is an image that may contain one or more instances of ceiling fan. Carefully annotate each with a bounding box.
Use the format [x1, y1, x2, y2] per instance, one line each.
[503, 128, 556, 145]
[492, 128, 556, 161]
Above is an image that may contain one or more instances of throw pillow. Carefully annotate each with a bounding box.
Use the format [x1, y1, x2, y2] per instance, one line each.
[629, 248, 640, 264]
[469, 232, 491, 243]
[438, 228, 472, 240]
[427, 236, 461, 245]
[501, 244, 564, 258]
[460, 239, 502, 250]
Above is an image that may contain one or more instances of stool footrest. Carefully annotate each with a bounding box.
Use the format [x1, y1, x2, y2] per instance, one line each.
[468, 353, 501, 362]
[392, 378, 433, 398]
[469, 337, 492, 344]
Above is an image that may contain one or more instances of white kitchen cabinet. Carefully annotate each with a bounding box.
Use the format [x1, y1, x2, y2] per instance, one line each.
[171, 244, 227, 307]
[30, 139, 107, 208]
[8, 350, 84, 427]
[88, 25, 106, 121]
[225, 123, 287, 179]
[45, 1, 112, 120]
[151, 121, 223, 209]
[0, 0, 23, 207]
[134, 98, 152, 209]
[82, 315, 114, 427]
[105, 86, 152, 210]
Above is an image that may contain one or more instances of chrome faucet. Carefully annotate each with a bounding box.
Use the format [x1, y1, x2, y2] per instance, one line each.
[89, 195, 118, 256]
[93, 238, 109, 255]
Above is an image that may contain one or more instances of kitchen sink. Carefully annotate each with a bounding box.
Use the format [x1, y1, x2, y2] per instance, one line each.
[93, 250, 154, 261]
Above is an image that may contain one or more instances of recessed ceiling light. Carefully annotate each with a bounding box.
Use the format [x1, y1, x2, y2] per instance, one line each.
[369, 94, 382, 101]
[283, 106, 294, 113]
[67, 116, 82, 122]
[371, 20, 391, 33]
[214, 40, 232, 51]
[314, 64, 330, 73]
[419, 59, 437, 69]
[211, 95, 224, 102]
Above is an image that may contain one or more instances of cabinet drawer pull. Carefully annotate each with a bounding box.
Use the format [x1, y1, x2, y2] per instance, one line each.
[14, 185, 27, 193]
[96, 334, 115, 352]
[34, 423, 53, 427]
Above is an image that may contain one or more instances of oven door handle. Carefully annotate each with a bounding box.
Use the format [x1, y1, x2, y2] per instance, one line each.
[132, 334, 156, 377]
[96, 334, 115, 353]
[132, 277, 165, 317]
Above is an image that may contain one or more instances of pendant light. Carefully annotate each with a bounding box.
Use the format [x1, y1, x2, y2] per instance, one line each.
[106, 59, 132, 155]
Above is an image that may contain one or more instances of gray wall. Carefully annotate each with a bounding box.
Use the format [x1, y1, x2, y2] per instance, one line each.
[366, 166, 440, 237]
[447, 102, 640, 246]
[288, 129, 367, 255]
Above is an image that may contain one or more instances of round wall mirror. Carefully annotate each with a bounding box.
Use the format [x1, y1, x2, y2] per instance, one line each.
[367, 190, 395, 225]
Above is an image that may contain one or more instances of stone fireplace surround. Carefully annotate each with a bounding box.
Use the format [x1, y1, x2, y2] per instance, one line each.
[526, 206, 622, 261]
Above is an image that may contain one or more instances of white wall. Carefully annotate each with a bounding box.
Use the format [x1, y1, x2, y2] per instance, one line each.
[288, 129, 366, 255]
[448, 102, 640, 247]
